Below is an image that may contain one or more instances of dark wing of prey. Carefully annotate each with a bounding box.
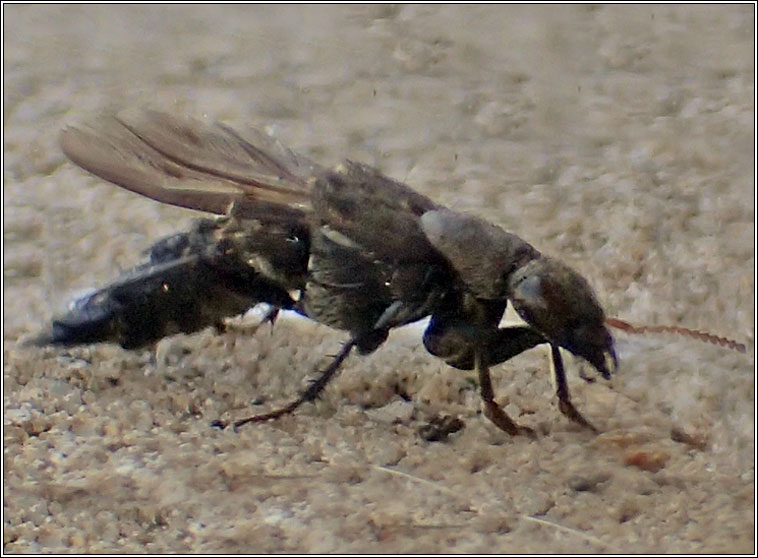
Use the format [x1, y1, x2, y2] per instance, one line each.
[35, 110, 322, 349]
[59, 109, 321, 216]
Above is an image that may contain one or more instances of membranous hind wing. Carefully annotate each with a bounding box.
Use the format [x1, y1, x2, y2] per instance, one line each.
[40, 110, 324, 349]
[59, 109, 321, 216]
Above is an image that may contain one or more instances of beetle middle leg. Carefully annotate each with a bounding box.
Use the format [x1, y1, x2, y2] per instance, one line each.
[423, 316, 547, 371]
[475, 348, 537, 438]
[424, 315, 545, 436]
[423, 314, 599, 435]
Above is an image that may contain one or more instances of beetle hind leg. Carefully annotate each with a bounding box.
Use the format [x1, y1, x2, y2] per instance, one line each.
[228, 338, 357, 430]
[228, 301, 407, 429]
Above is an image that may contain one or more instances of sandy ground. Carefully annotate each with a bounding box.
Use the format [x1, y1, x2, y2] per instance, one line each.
[3, 4, 755, 553]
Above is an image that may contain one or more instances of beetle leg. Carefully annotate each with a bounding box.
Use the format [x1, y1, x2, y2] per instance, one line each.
[550, 344, 598, 433]
[230, 339, 356, 430]
[423, 316, 546, 371]
[476, 348, 536, 438]
[230, 301, 406, 429]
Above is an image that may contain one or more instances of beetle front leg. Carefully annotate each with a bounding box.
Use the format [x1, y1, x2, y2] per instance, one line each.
[550, 344, 598, 432]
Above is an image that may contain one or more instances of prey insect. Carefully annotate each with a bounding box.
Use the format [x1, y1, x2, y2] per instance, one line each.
[34, 110, 746, 436]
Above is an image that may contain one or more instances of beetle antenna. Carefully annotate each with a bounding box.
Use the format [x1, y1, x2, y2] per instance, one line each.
[605, 318, 746, 353]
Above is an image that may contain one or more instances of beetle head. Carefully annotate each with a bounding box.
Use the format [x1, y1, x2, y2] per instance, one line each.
[508, 257, 617, 379]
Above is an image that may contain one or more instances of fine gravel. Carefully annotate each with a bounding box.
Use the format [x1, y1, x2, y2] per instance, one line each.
[3, 5, 754, 553]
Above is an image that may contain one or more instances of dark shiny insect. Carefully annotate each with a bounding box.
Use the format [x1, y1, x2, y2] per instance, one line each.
[34, 110, 744, 436]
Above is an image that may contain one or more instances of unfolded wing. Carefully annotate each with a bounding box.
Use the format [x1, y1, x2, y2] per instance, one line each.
[60, 109, 321, 215]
